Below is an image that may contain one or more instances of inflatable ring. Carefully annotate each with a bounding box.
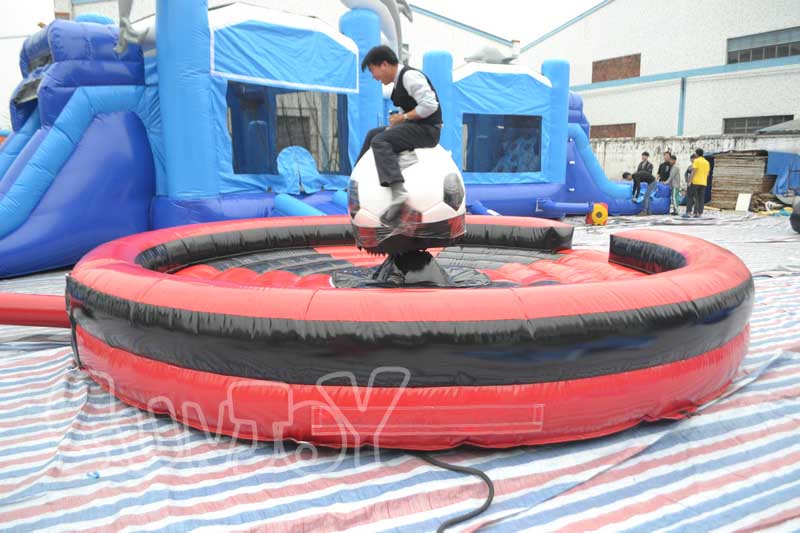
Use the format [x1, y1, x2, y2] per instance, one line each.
[67, 215, 753, 450]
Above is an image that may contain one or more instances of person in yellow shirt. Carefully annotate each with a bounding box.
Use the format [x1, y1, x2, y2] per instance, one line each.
[684, 148, 710, 218]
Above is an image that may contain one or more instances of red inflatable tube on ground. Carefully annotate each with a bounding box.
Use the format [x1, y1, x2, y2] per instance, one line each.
[0, 292, 69, 328]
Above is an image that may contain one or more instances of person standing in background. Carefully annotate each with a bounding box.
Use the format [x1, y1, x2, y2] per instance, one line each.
[667, 153, 681, 215]
[630, 151, 654, 200]
[685, 149, 710, 218]
[637, 151, 653, 176]
[657, 151, 672, 184]
[683, 153, 697, 217]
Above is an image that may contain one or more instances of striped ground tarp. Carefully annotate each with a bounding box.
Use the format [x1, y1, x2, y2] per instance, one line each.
[0, 212, 799, 532]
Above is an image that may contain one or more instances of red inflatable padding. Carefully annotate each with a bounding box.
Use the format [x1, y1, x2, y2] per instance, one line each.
[213, 267, 262, 284]
[67, 216, 754, 449]
[175, 264, 219, 279]
[69, 217, 749, 324]
[76, 325, 749, 450]
[0, 293, 69, 328]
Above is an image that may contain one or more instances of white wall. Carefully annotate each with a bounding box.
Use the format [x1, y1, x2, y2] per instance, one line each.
[54, 0, 71, 15]
[683, 64, 800, 136]
[580, 80, 681, 137]
[521, 0, 800, 84]
[591, 134, 800, 181]
[575, 64, 800, 138]
[519, 0, 800, 138]
[0, 0, 54, 130]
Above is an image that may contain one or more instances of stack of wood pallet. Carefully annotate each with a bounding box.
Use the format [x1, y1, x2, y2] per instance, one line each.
[708, 151, 774, 210]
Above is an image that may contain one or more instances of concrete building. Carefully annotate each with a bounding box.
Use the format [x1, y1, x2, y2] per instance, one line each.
[520, 0, 800, 139]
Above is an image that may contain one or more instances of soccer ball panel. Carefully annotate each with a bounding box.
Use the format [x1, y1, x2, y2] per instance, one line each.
[422, 201, 459, 220]
[349, 145, 466, 225]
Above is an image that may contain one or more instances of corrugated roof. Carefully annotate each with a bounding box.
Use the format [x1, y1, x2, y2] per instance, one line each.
[758, 119, 800, 134]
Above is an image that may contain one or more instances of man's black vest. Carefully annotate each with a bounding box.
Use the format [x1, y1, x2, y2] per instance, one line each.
[390, 66, 443, 126]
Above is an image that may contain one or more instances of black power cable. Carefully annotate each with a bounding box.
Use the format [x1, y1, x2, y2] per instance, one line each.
[417, 453, 495, 532]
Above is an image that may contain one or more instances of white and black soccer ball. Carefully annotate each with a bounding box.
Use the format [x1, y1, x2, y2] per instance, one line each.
[347, 145, 467, 253]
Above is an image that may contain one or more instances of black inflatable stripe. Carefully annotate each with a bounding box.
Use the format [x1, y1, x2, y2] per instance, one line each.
[135, 223, 574, 273]
[609, 235, 687, 273]
[72, 223, 753, 387]
[67, 275, 753, 387]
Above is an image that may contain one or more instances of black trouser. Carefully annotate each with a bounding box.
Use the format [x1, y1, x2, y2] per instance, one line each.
[356, 122, 441, 186]
[691, 185, 706, 215]
[631, 171, 654, 198]
[685, 184, 695, 214]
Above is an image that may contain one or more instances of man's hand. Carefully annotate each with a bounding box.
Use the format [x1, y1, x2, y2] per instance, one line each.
[389, 113, 405, 127]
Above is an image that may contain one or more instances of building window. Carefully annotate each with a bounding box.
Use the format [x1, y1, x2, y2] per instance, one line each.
[727, 26, 800, 64]
[589, 123, 636, 139]
[723, 115, 794, 134]
[591, 54, 640, 83]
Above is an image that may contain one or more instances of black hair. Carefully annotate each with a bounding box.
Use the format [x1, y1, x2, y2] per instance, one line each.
[361, 45, 399, 71]
[695, 148, 704, 157]
[641, 151, 649, 156]
[690, 153, 697, 159]
[622, 172, 632, 178]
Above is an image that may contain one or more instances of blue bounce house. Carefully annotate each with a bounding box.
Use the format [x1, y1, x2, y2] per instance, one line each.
[423, 57, 668, 218]
[0, 1, 668, 277]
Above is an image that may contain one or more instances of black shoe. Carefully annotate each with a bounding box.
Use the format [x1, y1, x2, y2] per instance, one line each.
[380, 183, 409, 226]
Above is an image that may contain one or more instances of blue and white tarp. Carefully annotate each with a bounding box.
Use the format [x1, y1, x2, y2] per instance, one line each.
[1, 213, 799, 531]
[769, 151, 800, 196]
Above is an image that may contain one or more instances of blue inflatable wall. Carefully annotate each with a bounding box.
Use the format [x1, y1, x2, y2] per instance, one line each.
[156, 0, 217, 199]
[340, 9, 383, 167]
[422, 51, 454, 154]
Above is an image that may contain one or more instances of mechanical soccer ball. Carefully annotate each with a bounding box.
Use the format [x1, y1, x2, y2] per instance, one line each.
[347, 145, 467, 254]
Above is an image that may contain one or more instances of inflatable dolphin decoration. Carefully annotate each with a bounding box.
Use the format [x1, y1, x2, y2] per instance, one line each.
[340, 0, 413, 61]
[115, 0, 156, 54]
[464, 45, 517, 64]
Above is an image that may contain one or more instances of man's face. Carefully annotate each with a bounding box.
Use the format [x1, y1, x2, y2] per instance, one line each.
[641, 154, 649, 161]
[664, 154, 671, 162]
[368, 62, 395, 85]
